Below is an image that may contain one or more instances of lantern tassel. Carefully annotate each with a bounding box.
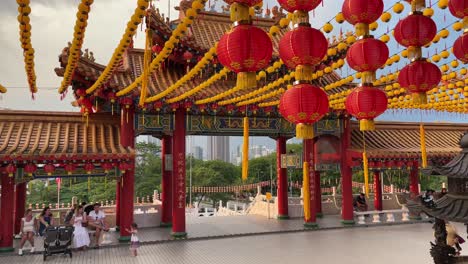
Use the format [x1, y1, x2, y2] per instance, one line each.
[242, 117, 249, 181]
[420, 124, 428, 168]
[139, 29, 151, 107]
[362, 132, 369, 198]
[88, 177, 91, 193]
[295, 65, 313, 81]
[237, 72, 256, 90]
[359, 119, 375, 131]
[412, 93, 427, 105]
[296, 123, 314, 139]
[303, 161, 311, 222]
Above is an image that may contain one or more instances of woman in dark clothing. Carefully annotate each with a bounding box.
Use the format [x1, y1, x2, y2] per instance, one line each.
[38, 207, 54, 236]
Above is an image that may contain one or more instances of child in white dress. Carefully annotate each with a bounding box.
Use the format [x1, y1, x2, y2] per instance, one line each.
[72, 206, 90, 249]
[125, 223, 139, 257]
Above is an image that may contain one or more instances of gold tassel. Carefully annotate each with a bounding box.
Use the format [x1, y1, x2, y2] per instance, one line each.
[420, 124, 428, 168]
[104, 176, 107, 190]
[111, 103, 114, 115]
[69, 178, 72, 191]
[296, 123, 314, 139]
[139, 29, 151, 107]
[237, 72, 256, 90]
[355, 23, 370, 36]
[126, 107, 129, 123]
[295, 65, 313, 81]
[230, 2, 250, 22]
[88, 177, 91, 193]
[86, 113, 89, 127]
[412, 93, 427, 105]
[359, 119, 375, 131]
[362, 132, 369, 197]
[242, 117, 249, 181]
[303, 161, 310, 221]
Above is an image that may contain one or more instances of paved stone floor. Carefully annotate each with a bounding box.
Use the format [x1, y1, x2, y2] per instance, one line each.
[1, 223, 438, 263]
[11, 214, 415, 251]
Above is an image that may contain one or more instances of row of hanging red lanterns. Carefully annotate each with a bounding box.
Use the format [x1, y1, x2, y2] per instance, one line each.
[342, 0, 388, 131]
[278, 0, 329, 139]
[450, 0, 468, 63]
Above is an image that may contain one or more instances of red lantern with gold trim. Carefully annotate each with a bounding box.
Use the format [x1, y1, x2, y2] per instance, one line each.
[346, 37, 389, 75]
[64, 163, 76, 175]
[342, 0, 384, 25]
[398, 59, 442, 104]
[277, 0, 322, 13]
[345, 85, 387, 131]
[279, 26, 328, 69]
[101, 162, 114, 173]
[279, 83, 329, 139]
[24, 163, 37, 177]
[449, 0, 468, 19]
[454, 33, 468, 63]
[5, 163, 16, 177]
[44, 164, 55, 176]
[217, 24, 273, 89]
[84, 163, 95, 174]
[393, 13, 437, 47]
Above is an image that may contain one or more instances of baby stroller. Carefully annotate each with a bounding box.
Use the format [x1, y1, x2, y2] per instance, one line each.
[43, 226, 74, 261]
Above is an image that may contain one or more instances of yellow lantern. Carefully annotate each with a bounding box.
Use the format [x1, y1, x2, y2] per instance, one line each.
[323, 23, 333, 33]
[336, 12, 345, 24]
[381, 12, 391, 22]
[393, 2, 404, 14]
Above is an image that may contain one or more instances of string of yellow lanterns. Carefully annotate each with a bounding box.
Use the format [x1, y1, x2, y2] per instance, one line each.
[146, 45, 221, 103]
[17, 0, 37, 94]
[117, 0, 207, 97]
[258, 100, 280, 107]
[58, 0, 94, 94]
[84, 0, 149, 95]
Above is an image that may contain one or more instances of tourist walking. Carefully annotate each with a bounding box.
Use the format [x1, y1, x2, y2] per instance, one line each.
[72, 206, 90, 249]
[126, 223, 140, 257]
[37, 207, 54, 236]
[18, 209, 36, 256]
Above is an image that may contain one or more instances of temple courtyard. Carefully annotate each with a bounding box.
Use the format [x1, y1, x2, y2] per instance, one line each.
[0, 222, 437, 263]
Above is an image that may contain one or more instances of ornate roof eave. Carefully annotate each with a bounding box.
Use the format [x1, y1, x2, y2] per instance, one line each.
[434, 133, 468, 178]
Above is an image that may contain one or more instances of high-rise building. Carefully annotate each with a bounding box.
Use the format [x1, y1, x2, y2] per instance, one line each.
[207, 136, 230, 162]
[192, 146, 204, 160]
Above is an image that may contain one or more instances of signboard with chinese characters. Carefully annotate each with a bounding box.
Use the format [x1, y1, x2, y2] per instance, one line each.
[164, 154, 172, 171]
[281, 154, 303, 169]
[314, 163, 340, 172]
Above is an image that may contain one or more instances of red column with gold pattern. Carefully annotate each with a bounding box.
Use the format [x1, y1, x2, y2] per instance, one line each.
[276, 137, 288, 219]
[119, 103, 135, 241]
[115, 178, 121, 228]
[303, 139, 317, 227]
[0, 173, 15, 252]
[14, 182, 27, 235]
[161, 135, 173, 227]
[172, 108, 187, 238]
[373, 170, 383, 211]
[341, 116, 355, 225]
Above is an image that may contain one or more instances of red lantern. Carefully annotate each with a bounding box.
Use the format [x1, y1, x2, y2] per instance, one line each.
[454, 34, 468, 63]
[393, 13, 437, 47]
[184, 101, 193, 111]
[101, 162, 114, 173]
[154, 101, 163, 111]
[119, 162, 129, 173]
[84, 163, 95, 174]
[277, 0, 322, 13]
[223, 0, 262, 6]
[398, 59, 441, 103]
[24, 163, 37, 176]
[449, 0, 468, 19]
[279, 26, 328, 69]
[279, 83, 329, 139]
[64, 164, 76, 175]
[183, 51, 193, 62]
[346, 37, 389, 73]
[44, 164, 55, 176]
[151, 44, 162, 54]
[75, 89, 86, 98]
[217, 24, 273, 89]
[5, 164, 16, 177]
[120, 97, 133, 108]
[345, 85, 387, 131]
[342, 0, 384, 25]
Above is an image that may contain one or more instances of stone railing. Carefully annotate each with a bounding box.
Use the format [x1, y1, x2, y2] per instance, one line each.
[354, 208, 412, 225]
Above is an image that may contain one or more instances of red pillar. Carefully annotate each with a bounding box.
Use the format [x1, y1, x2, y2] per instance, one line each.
[119, 103, 135, 241]
[340, 117, 354, 225]
[14, 182, 27, 235]
[172, 108, 187, 238]
[0, 173, 15, 252]
[373, 170, 383, 211]
[303, 139, 317, 227]
[276, 137, 288, 219]
[409, 164, 420, 197]
[115, 179, 121, 228]
[161, 135, 173, 227]
[315, 171, 323, 217]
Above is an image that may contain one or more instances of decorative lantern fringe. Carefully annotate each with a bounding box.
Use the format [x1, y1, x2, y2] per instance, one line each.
[242, 117, 249, 181]
[420, 124, 428, 168]
[408, 46, 422, 60]
[411, 0, 426, 12]
[361, 71, 376, 84]
[412, 93, 427, 105]
[355, 23, 370, 37]
[359, 119, 375, 131]
[296, 123, 314, 139]
[230, 3, 250, 23]
[303, 161, 311, 221]
[362, 152, 369, 198]
[237, 72, 257, 90]
[87, 177, 91, 193]
[292, 10, 309, 25]
[139, 29, 152, 107]
[295, 65, 313, 81]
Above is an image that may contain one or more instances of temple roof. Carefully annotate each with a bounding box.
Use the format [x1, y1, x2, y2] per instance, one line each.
[407, 194, 468, 223]
[435, 133, 468, 178]
[0, 111, 134, 163]
[349, 121, 468, 158]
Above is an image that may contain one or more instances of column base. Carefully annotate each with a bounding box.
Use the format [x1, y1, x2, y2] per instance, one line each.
[277, 215, 290, 220]
[0, 247, 14, 253]
[316, 212, 323, 218]
[160, 222, 173, 227]
[115, 226, 120, 231]
[341, 219, 356, 226]
[118, 236, 131, 242]
[304, 222, 319, 229]
[410, 215, 422, 221]
[171, 232, 187, 239]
